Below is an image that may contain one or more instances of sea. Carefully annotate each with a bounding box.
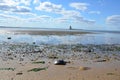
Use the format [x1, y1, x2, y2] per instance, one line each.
[0, 27, 120, 45]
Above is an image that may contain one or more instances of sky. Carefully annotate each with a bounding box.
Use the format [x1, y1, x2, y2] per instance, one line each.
[0, 0, 120, 31]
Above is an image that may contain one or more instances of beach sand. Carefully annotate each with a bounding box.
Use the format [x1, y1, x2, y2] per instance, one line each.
[0, 43, 120, 80]
[0, 42, 120, 80]
[0, 57, 120, 80]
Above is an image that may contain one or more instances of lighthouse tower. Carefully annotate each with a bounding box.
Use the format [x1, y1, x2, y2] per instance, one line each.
[69, 25, 72, 30]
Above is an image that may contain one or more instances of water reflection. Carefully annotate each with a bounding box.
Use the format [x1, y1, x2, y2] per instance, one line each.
[0, 32, 120, 45]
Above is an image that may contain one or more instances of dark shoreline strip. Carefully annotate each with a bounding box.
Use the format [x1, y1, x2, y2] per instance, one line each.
[0, 29, 92, 35]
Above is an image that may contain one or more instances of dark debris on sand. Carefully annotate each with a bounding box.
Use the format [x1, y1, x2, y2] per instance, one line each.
[0, 43, 120, 61]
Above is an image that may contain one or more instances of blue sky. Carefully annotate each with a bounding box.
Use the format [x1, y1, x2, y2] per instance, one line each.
[0, 0, 120, 30]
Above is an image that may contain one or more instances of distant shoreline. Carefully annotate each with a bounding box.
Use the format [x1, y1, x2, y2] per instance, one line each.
[0, 28, 91, 35]
[0, 26, 120, 35]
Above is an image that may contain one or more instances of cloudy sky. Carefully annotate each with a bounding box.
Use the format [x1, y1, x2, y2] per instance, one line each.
[0, 0, 120, 30]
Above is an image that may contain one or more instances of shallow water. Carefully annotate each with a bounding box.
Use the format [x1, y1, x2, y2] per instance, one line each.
[0, 28, 120, 45]
[0, 32, 120, 45]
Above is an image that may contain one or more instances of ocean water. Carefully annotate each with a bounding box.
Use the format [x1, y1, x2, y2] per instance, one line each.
[0, 28, 120, 45]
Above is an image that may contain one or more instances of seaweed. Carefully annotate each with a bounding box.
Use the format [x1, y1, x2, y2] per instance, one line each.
[16, 72, 23, 75]
[48, 54, 59, 59]
[32, 61, 45, 64]
[107, 73, 115, 75]
[0, 68, 15, 71]
[27, 67, 47, 72]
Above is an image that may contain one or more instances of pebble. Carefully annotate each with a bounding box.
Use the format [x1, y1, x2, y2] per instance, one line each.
[54, 60, 66, 65]
[16, 72, 23, 75]
[79, 66, 90, 70]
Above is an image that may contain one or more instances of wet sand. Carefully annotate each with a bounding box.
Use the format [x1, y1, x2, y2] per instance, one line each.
[0, 28, 91, 35]
[0, 59, 120, 80]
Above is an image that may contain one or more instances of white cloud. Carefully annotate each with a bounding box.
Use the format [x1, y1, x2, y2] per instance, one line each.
[33, 0, 40, 4]
[0, 14, 21, 20]
[70, 2, 89, 11]
[0, 1, 95, 25]
[0, 0, 31, 6]
[14, 12, 36, 17]
[72, 15, 95, 24]
[20, 0, 32, 6]
[13, 6, 31, 13]
[82, 19, 95, 24]
[28, 15, 51, 22]
[55, 18, 69, 23]
[38, 15, 51, 19]
[0, 0, 18, 6]
[35, 1, 95, 25]
[35, 2, 82, 20]
[0, 0, 32, 13]
[0, 13, 51, 24]
[61, 10, 80, 18]
[60, 10, 95, 24]
[89, 11, 101, 14]
[0, 4, 13, 11]
[0, 4, 31, 13]
[35, 1, 64, 13]
[106, 15, 120, 26]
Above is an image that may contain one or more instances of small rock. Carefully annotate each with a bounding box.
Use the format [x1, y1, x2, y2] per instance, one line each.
[7, 53, 12, 56]
[66, 61, 71, 63]
[94, 59, 107, 62]
[19, 58, 24, 61]
[23, 54, 25, 57]
[79, 66, 90, 70]
[16, 72, 23, 75]
[54, 60, 66, 65]
[7, 37, 11, 39]
[33, 42, 35, 44]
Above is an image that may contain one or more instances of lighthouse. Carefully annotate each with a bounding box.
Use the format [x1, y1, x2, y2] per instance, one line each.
[69, 25, 72, 30]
